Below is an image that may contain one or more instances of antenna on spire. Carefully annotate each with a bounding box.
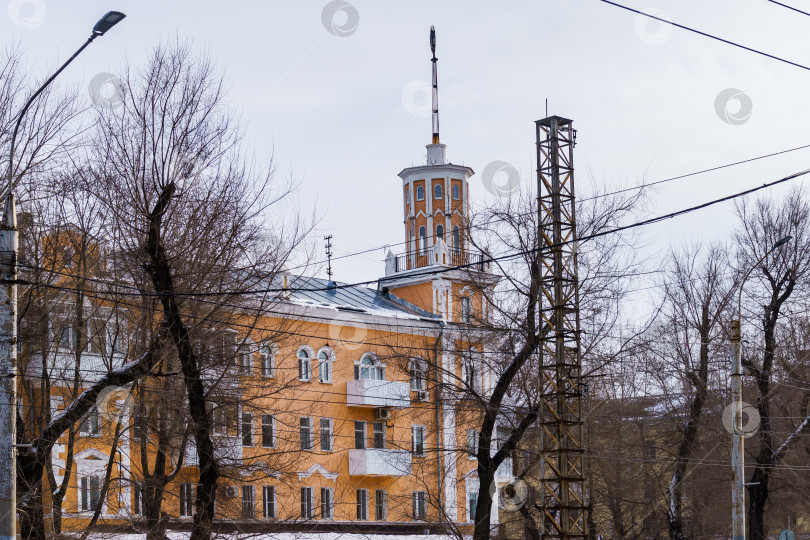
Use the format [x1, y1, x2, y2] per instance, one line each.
[324, 235, 333, 281]
[430, 25, 439, 144]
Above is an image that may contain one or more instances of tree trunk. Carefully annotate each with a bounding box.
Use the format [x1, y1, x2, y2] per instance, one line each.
[144, 183, 217, 540]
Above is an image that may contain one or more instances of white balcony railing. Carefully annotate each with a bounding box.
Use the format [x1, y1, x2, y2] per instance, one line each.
[346, 379, 410, 408]
[348, 448, 412, 476]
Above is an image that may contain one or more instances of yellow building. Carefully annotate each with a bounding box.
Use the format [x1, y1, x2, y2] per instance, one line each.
[22, 75, 515, 536]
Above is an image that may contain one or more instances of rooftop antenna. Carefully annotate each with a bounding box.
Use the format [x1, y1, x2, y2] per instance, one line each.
[430, 25, 439, 144]
[324, 235, 334, 281]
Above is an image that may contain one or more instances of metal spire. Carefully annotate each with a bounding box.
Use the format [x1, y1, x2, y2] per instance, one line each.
[324, 235, 333, 281]
[430, 25, 439, 144]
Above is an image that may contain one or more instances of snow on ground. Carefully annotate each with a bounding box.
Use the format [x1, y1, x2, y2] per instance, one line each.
[81, 533, 461, 540]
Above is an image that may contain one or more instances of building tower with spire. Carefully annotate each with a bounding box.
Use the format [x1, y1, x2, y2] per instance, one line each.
[382, 27, 494, 323]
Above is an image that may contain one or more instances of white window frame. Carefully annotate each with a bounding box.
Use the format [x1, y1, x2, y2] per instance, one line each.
[356, 489, 368, 520]
[413, 491, 427, 520]
[238, 343, 253, 376]
[320, 417, 334, 452]
[357, 353, 385, 381]
[468, 491, 478, 523]
[300, 416, 313, 450]
[298, 347, 313, 381]
[79, 475, 102, 512]
[412, 425, 426, 456]
[262, 414, 276, 448]
[320, 487, 334, 520]
[260, 343, 276, 378]
[80, 408, 102, 437]
[452, 184, 460, 200]
[416, 185, 425, 201]
[434, 182, 443, 199]
[375, 489, 387, 521]
[242, 485, 255, 519]
[355, 420, 366, 449]
[436, 224, 444, 241]
[317, 348, 333, 383]
[410, 358, 426, 391]
[467, 429, 479, 459]
[263, 485, 276, 519]
[372, 421, 386, 449]
[419, 226, 427, 254]
[241, 412, 253, 447]
[460, 296, 472, 323]
[301, 486, 314, 519]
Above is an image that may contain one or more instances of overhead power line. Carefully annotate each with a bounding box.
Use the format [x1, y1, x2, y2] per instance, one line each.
[20, 165, 810, 298]
[600, 0, 810, 72]
[764, 0, 810, 18]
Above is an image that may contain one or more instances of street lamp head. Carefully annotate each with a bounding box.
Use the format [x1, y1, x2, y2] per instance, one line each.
[773, 235, 793, 250]
[92, 11, 126, 36]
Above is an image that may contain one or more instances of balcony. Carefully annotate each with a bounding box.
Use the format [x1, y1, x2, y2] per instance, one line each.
[349, 448, 412, 476]
[385, 240, 490, 276]
[346, 379, 410, 408]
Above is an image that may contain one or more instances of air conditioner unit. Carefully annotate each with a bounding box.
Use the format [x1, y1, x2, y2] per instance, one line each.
[415, 391, 428, 402]
[375, 408, 391, 421]
[223, 485, 239, 498]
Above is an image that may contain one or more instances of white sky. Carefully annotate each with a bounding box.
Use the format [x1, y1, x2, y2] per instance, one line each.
[6, 0, 810, 286]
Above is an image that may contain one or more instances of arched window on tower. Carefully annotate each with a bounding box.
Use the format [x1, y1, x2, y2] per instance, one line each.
[436, 224, 444, 241]
[434, 183, 443, 199]
[419, 226, 427, 254]
[452, 185, 460, 200]
[416, 186, 425, 201]
[453, 226, 461, 254]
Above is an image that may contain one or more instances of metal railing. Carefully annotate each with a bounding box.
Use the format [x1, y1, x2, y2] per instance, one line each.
[393, 248, 488, 273]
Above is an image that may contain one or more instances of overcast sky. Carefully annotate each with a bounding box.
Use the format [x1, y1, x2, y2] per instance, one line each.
[6, 0, 810, 288]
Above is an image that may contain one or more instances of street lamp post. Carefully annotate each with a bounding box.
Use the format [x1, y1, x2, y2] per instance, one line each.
[730, 234, 792, 540]
[0, 12, 125, 539]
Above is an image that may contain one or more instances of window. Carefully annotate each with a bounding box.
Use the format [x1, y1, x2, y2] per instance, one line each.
[356, 489, 368, 520]
[412, 425, 426, 456]
[375, 489, 387, 521]
[301, 487, 314, 519]
[242, 485, 255, 519]
[263, 486, 276, 519]
[354, 421, 366, 449]
[87, 319, 107, 354]
[434, 183, 443, 199]
[320, 418, 333, 452]
[452, 184, 460, 200]
[132, 409, 146, 441]
[260, 344, 275, 378]
[453, 226, 460, 254]
[358, 354, 384, 380]
[416, 185, 425, 201]
[298, 349, 311, 381]
[262, 414, 276, 448]
[318, 350, 332, 383]
[436, 224, 444, 241]
[80, 476, 101, 511]
[133, 483, 143, 515]
[496, 426, 511, 451]
[462, 356, 477, 392]
[57, 321, 72, 350]
[410, 359, 426, 392]
[373, 422, 386, 449]
[241, 413, 253, 447]
[419, 226, 427, 254]
[179, 483, 194, 517]
[300, 417, 313, 450]
[467, 429, 479, 457]
[468, 492, 478, 523]
[460, 296, 472, 323]
[212, 406, 227, 435]
[80, 408, 101, 437]
[321, 487, 333, 519]
[413, 491, 427, 520]
[238, 345, 252, 375]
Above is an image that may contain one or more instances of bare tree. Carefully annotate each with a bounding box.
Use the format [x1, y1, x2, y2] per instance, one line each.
[735, 187, 810, 540]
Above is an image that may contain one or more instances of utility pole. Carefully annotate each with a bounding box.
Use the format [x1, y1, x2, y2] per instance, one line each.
[0, 195, 17, 540]
[0, 13, 126, 537]
[536, 115, 587, 539]
[730, 319, 744, 540]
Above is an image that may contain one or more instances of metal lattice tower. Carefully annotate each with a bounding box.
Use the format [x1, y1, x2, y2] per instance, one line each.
[535, 116, 587, 539]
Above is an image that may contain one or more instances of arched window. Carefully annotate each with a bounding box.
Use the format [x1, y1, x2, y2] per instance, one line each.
[453, 226, 461, 254]
[416, 186, 425, 201]
[452, 184, 460, 200]
[434, 183, 443, 199]
[358, 354, 384, 380]
[410, 359, 426, 391]
[318, 349, 333, 383]
[419, 226, 427, 254]
[298, 349, 311, 381]
[260, 344, 275, 378]
[436, 224, 444, 241]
